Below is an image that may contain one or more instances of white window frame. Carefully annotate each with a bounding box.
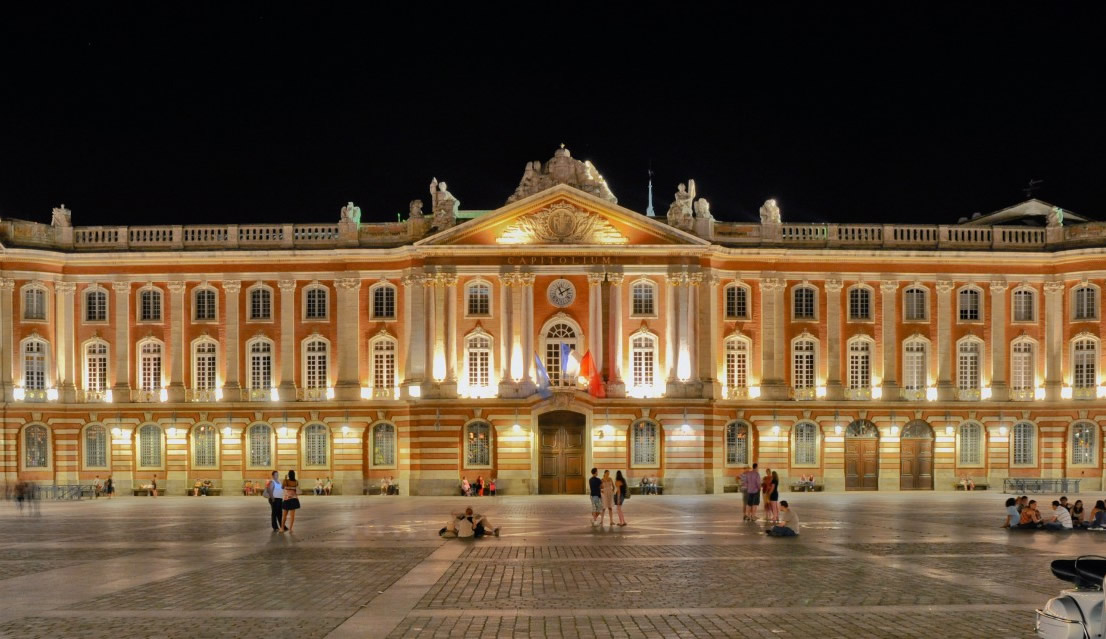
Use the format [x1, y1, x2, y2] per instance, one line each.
[1011, 286, 1037, 323]
[724, 334, 751, 397]
[630, 418, 660, 468]
[629, 329, 657, 392]
[847, 285, 873, 322]
[1011, 421, 1037, 467]
[901, 336, 929, 395]
[246, 337, 274, 396]
[192, 423, 220, 469]
[83, 339, 110, 394]
[1010, 337, 1037, 399]
[302, 422, 330, 468]
[191, 337, 219, 395]
[846, 336, 873, 395]
[371, 422, 398, 468]
[724, 420, 751, 467]
[246, 423, 274, 469]
[302, 283, 330, 321]
[21, 337, 49, 391]
[1071, 335, 1099, 395]
[370, 282, 397, 321]
[20, 423, 51, 471]
[957, 421, 984, 467]
[791, 284, 818, 321]
[21, 283, 48, 322]
[463, 329, 494, 396]
[542, 316, 583, 387]
[956, 336, 983, 399]
[1073, 284, 1100, 322]
[246, 283, 273, 322]
[136, 285, 163, 323]
[630, 279, 658, 318]
[791, 335, 818, 397]
[192, 285, 218, 322]
[82, 423, 110, 470]
[463, 420, 493, 469]
[957, 285, 983, 323]
[136, 338, 164, 393]
[791, 421, 820, 467]
[83, 286, 109, 323]
[370, 334, 397, 398]
[465, 280, 492, 318]
[724, 282, 751, 321]
[301, 337, 330, 395]
[136, 423, 164, 470]
[903, 285, 929, 322]
[1071, 421, 1099, 467]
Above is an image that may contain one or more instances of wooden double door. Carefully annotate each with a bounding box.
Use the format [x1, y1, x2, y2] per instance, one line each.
[900, 438, 934, 490]
[538, 411, 586, 495]
[845, 438, 880, 490]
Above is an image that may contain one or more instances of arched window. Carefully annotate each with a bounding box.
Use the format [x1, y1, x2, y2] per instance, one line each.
[22, 338, 48, 390]
[303, 338, 329, 391]
[902, 338, 927, 394]
[465, 333, 492, 394]
[194, 287, 217, 321]
[303, 423, 329, 467]
[304, 285, 328, 320]
[904, 286, 928, 321]
[1073, 337, 1098, 391]
[372, 422, 396, 467]
[958, 286, 981, 322]
[23, 424, 48, 468]
[1012, 288, 1036, 322]
[192, 339, 218, 392]
[466, 281, 491, 317]
[724, 336, 750, 396]
[544, 323, 578, 387]
[465, 421, 492, 467]
[193, 424, 218, 468]
[84, 341, 109, 394]
[85, 287, 107, 322]
[248, 339, 273, 392]
[247, 424, 273, 467]
[958, 422, 982, 465]
[847, 337, 872, 394]
[793, 421, 818, 465]
[371, 283, 396, 319]
[84, 424, 108, 468]
[631, 333, 656, 390]
[631, 420, 659, 466]
[957, 338, 981, 397]
[631, 280, 656, 317]
[247, 285, 272, 321]
[1072, 421, 1097, 466]
[792, 285, 816, 320]
[1074, 285, 1098, 321]
[371, 337, 397, 396]
[138, 286, 162, 322]
[23, 284, 47, 321]
[724, 283, 749, 320]
[1011, 339, 1035, 399]
[792, 338, 816, 393]
[138, 340, 163, 392]
[848, 286, 871, 321]
[725, 421, 750, 466]
[138, 424, 163, 468]
[1012, 422, 1036, 466]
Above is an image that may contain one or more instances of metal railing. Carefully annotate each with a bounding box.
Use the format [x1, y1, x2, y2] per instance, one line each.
[1003, 478, 1082, 494]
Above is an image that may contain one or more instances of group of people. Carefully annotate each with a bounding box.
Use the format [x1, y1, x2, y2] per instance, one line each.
[1004, 495, 1106, 530]
[439, 507, 500, 538]
[379, 476, 399, 495]
[740, 463, 800, 536]
[639, 475, 659, 495]
[313, 477, 333, 496]
[460, 476, 495, 497]
[589, 468, 629, 527]
[262, 470, 302, 533]
[91, 475, 114, 498]
[191, 479, 214, 496]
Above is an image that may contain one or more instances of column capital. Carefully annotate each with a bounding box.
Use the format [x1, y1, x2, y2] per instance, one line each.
[515, 272, 535, 287]
[1044, 280, 1066, 295]
[111, 281, 132, 292]
[0, 278, 12, 291]
[167, 281, 186, 294]
[587, 272, 606, 286]
[55, 282, 77, 294]
[687, 272, 704, 286]
[760, 277, 785, 292]
[402, 274, 424, 287]
[278, 279, 297, 292]
[824, 279, 843, 293]
[336, 277, 361, 291]
[989, 280, 1009, 294]
[667, 273, 688, 286]
[705, 274, 721, 287]
[222, 280, 241, 294]
[436, 273, 458, 287]
[936, 280, 955, 294]
[879, 280, 900, 293]
[605, 272, 624, 286]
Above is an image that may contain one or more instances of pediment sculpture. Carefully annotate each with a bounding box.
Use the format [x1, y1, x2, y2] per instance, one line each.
[506, 146, 617, 204]
[496, 202, 628, 245]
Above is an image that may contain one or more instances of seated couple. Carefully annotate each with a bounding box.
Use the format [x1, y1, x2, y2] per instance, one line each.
[439, 507, 500, 538]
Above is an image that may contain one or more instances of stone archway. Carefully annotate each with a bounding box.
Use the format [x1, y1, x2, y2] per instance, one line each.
[844, 419, 879, 491]
[537, 410, 586, 495]
[900, 420, 934, 490]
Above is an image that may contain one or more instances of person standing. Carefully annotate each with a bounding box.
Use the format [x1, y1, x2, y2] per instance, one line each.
[760, 469, 772, 521]
[281, 470, 301, 533]
[742, 463, 761, 522]
[263, 471, 283, 531]
[614, 470, 628, 527]
[768, 470, 781, 523]
[600, 470, 616, 527]
[589, 468, 603, 527]
[104, 475, 114, 499]
[151, 474, 158, 497]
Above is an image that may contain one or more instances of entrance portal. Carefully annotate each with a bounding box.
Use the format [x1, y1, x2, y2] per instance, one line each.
[845, 419, 879, 491]
[538, 410, 586, 495]
[899, 420, 934, 490]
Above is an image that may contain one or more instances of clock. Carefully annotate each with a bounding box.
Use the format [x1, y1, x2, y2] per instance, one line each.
[547, 279, 576, 307]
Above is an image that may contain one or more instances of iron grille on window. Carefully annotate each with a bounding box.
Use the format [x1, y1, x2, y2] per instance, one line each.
[467, 283, 490, 316]
[1013, 422, 1034, 465]
[632, 421, 658, 465]
[1011, 341, 1034, 392]
[958, 288, 980, 321]
[957, 341, 980, 391]
[848, 288, 871, 320]
[466, 422, 491, 466]
[85, 290, 107, 322]
[249, 424, 272, 467]
[140, 341, 162, 391]
[85, 425, 107, 467]
[725, 285, 747, 319]
[1075, 287, 1097, 320]
[24, 425, 47, 468]
[1074, 339, 1097, 389]
[848, 340, 871, 390]
[373, 423, 396, 466]
[85, 343, 108, 392]
[139, 424, 161, 467]
[305, 287, 328, 320]
[373, 285, 396, 319]
[194, 289, 216, 321]
[249, 341, 272, 390]
[792, 340, 815, 389]
[631, 335, 655, 388]
[904, 287, 927, 320]
[249, 288, 271, 320]
[1072, 422, 1096, 465]
[304, 424, 328, 466]
[24, 288, 46, 320]
[631, 281, 655, 316]
[793, 287, 815, 319]
[903, 341, 926, 391]
[193, 424, 217, 467]
[194, 341, 217, 390]
[140, 289, 162, 322]
[794, 422, 817, 465]
[1013, 289, 1035, 322]
[726, 421, 748, 465]
[305, 340, 328, 390]
[467, 335, 491, 389]
[959, 423, 981, 465]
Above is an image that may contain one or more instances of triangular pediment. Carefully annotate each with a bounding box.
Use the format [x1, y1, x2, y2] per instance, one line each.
[415, 184, 709, 247]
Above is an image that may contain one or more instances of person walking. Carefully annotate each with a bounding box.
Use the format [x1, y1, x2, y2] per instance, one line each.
[263, 471, 283, 531]
[589, 468, 603, 526]
[600, 470, 616, 527]
[614, 470, 628, 526]
[742, 463, 761, 522]
[281, 470, 301, 533]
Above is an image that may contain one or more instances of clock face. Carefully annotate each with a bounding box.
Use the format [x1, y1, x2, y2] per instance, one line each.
[547, 279, 576, 307]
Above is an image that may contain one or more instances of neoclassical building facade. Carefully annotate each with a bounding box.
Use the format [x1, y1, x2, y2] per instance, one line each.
[2, 149, 1105, 494]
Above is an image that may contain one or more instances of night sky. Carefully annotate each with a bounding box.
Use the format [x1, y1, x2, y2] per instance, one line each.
[1, 4, 1103, 228]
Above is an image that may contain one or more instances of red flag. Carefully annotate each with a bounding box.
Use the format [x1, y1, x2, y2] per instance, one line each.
[579, 351, 606, 398]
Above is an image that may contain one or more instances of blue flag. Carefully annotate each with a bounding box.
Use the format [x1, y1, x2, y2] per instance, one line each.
[534, 354, 552, 398]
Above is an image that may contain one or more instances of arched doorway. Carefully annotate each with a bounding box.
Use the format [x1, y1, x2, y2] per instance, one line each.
[538, 410, 586, 495]
[899, 420, 934, 490]
[845, 419, 879, 491]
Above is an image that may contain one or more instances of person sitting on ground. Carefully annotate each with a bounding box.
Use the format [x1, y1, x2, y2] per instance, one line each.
[315, 478, 324, 496]
[1072, 500, 1086, 528]
[324, 477, 332, 495]
[1019, 500, 1043, 528]
[1016, 495, 1028, 512]
[766, 501, 800, 537]
[1091, 500, 1106, 529]
[1059, 496, 1071, 512]
[201, 479, 213, 496]
[1044, 500, 1074, 531]
[1002, 497, 1020, 528]
[438, 507, 499, 538]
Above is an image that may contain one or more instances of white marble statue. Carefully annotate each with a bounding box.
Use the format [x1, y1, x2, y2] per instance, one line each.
[505, 146, 617, 204]
[666, 180, 695, 230]
[430, 178, 460, 229]
[51, 204, 72, 228]
[694, 197, 712, 220]
[1047, 206, 1064, 227]
[408, 199, 424, 219]
[759, 198, 781, 225]
[340, 201, 361, 225]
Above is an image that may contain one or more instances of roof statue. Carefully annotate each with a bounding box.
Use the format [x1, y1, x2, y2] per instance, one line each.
[694, 197, 712, 220]
[1048, 206, 1064, 227]
[408, 199, 424, 219]
[429, 178, 460, 230]
[51, 204, 72, 228]
[666, 180, 695, 231]
[759, 199, 781, 225]
[505, 145, 617, 204]
[340, 201, 361, 225]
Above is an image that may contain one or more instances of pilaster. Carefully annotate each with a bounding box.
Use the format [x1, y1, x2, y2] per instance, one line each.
[518, 272, 535, 395]
[111, 281, 132, 397]
[55, 282, 77, 402]
[936, 280, 954, 401]
[497, 273, 517, 397]
[0, 279, 13, 399]
[441, 274, 458, 398]
[222, 280, 241, 398]
[759, 277, 788, 400]
[701, 273, 721, 398]
[401, 273, 426, 397]
[665, 274, 678, 382]
[335, 277, 361, 400]
[1044, 280, 1065, 401]
[824, 279, 843, 400]
[989, 280, 1009, 401]
[880, 279, 900, 398]
[587, 272, 605, 377]
[166, 281, 186, 402]
[278, 279, 298, 400]
[606, 273, 625, 397]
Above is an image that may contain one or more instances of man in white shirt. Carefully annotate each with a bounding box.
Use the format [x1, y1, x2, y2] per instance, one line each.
[262, 471, 283, 531]
[1045, 500, 1073, 530]
[767, 501, 800, 537]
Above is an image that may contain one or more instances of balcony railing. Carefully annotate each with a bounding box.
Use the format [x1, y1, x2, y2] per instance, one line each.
[900, 388, 926, 401]
[726, 385, 749, 400]
[298, 387, 329, 401]
[187, 389, 220, 402]
[845, 387, 872, 401]
[77, 389, 111, 402]
[792, 387, 816, 401]
[958, 388, 981, 401]
[1009, 388, 1035, 401]
[245, 388, 271, 402]
[19, 389, 50, 402]
[133, 389, 160, 403]
[1073, 386, 1096, 400]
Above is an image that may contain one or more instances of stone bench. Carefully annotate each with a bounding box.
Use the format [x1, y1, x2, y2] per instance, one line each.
[955, 482, 989, 490]
[789, 482, 824, 492]
[132, 487, 160, 496]
[188, 487, 223, 496]
[629, 485, 663, 495]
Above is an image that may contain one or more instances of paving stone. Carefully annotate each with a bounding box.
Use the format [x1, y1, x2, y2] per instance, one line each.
[0, 616, 341, 639]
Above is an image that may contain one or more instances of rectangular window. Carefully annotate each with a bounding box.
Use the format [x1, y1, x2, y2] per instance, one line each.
[1013, 424, 1034, 465]
[1013, 290, 1035, 322]
[848, 341, 871, 390]
[85, 291, 107, 322]
[1011, 342, 1034, 392]
[140, 290, 162, 322]
[632, 423, 658, 466]
[23, 342, 46, 390]
[849, 289, 870, 321]
[903, 342, 926, 391]
[725, 341, 747, 391]
[85, 428, 107, 468]
[793, 341, 815, 389]
[725, 286, 747, 319]
[140, 346, 161, 391]
[957, 343, 980, 391]
[250, 349, 272, 389]
[631, 337, 654, 388]
[250, 289, 271, 320]
[24, 288, 46, 321]
[904, 288, 927, 321]
[1074, 341, 1097, 389]
[194, 344, 216, 391]
[959, 425, 981, 465]
[467, 284, 490, 316]
[305, 288, 327, 320]
[373, 341, 396, 390]
[958, 289, 980, 321]
[373, 286, 396, 319]
[194, 289, 216, 321]
[305, 344, 327, 390]
[1075, 288, 1097, 320]
[467, 338, 490, 389]
[86, 346, 108, 392]
[632, 283, 655, 316]
[793, 288, 815, 319]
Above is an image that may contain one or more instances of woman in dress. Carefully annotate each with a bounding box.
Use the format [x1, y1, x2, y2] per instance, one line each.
[281, 470, 301, 533]
[461, 477, 471, 497]
[613, 470, 628, 526]
[600, 470, 616, 526]
[760, 469, 772, 522]
[768, 470, 781, 523]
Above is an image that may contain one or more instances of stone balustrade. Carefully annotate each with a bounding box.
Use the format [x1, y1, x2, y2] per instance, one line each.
[715, 221, 1060, 250]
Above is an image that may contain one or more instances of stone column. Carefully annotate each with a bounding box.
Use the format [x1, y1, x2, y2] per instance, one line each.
[518, 272, 535, 393]
[222, 280, 241, 399]
[606, 273, 625, 397]
[665, 274, 678, 382]
[111, 281, 131, 398]
[759, 277, 787, 399]
[334, 278, 361, 400]
[880, 280, 900, 399]
[1044, 280, 1065, 401]
[687, 273, 702, 386]
[424, 276, 438, 390]
[166, 281, 186, 401]
[587, 272, 605, 375]
[824, 279, 844, 400]
[497, 273, 515, 396]
[441, 274, 458, 397]
[401, 273, 426, 395]
[936, 280, 955, 401]
[277, 279, 297, 400]
[433, 275, 447, 383]
[0, 279, 13, 399]
[701, 273, 721, 397]
[55, 282, 77, 401]
[989, 281, 1009, 401]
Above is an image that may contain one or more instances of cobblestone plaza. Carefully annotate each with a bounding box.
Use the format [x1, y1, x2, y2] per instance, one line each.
[0, 492, 1085, 638]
